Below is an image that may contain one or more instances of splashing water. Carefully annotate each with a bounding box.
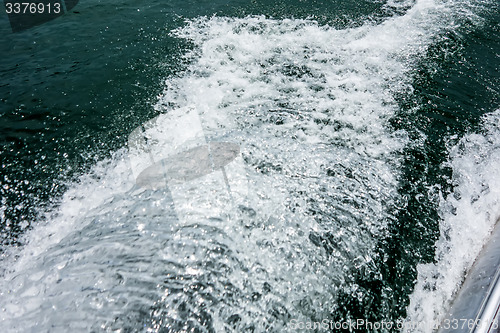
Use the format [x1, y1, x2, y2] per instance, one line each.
[405, 109, 500, 332]
[0, 0, 496, 331]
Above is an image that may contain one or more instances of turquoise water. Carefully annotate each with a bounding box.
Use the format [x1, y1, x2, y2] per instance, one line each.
[0, 0, 499, 332]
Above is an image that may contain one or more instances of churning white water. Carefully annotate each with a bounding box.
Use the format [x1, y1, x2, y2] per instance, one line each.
[405, 109, 500, 332]
[0, 0, 496, 332]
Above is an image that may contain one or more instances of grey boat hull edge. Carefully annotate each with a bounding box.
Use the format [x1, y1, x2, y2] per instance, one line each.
[438, 216, 500, 333]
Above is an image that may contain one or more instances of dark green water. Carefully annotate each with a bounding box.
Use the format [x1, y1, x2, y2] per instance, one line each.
[0, 0, 499, 332]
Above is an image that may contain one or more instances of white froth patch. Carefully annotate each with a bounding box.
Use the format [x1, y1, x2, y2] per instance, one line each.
[163, 13, 427, 155]
[148, 4, 462, 328]
[0, 149, 135, 283]
[405, 109, 500, 331]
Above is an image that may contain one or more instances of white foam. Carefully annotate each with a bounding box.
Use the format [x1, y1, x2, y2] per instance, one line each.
[405, 109, 500, 331]
[0, 0, 491, 331]
[0, 149, 135, 269]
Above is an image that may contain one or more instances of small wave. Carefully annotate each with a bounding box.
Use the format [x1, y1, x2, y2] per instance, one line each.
[405, 109, 500, 331]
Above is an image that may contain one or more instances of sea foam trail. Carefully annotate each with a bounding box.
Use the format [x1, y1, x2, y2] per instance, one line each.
[0, 0, 488, 332]
[405, 109, 500, 332]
